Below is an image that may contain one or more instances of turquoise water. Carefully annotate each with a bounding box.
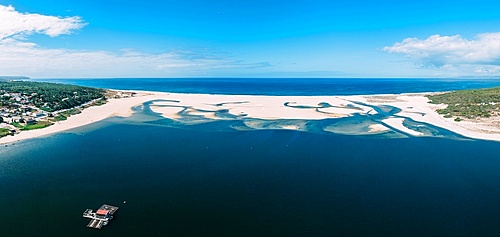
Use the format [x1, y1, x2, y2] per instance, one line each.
[1, 78, 500, 236]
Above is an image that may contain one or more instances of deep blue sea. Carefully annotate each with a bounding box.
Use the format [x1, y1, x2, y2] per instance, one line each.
[33, 78, 500, 95]
[1, 78, 500, 236]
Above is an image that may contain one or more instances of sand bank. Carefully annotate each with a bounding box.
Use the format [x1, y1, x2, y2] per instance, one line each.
[351, 94, 500, 141]
[1, 91, 499, 144]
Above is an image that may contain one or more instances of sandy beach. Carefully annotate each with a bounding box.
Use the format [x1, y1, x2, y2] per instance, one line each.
[1, 91, 499, 144]
[0, 93, 159, 144]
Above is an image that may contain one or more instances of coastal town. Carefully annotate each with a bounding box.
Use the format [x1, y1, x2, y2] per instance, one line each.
[0, 80, 135, 138]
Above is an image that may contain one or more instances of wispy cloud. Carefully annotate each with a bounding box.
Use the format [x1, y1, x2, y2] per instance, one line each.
[384, 33, 500, 75]
[0, 5, 271, 78]
[0, 39, 272, 77]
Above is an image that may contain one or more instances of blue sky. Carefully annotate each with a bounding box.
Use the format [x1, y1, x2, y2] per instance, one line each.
[0, 0, 500, 78]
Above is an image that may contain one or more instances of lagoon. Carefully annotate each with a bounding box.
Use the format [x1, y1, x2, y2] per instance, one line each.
[1, 112, 500, 236]
[2, 78, 500, 236]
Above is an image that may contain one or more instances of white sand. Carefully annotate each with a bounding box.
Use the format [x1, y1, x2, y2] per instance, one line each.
[1, 91, 499, 144]
[355, 94, 500, 141]
[368, 124, 390, 133]
[150, 94, 372, 120]
[381, 117, 424, 136]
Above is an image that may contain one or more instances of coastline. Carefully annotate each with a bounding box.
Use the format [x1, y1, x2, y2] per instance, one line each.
[0, 92, 159, 145]
[1, 90, 499, 144]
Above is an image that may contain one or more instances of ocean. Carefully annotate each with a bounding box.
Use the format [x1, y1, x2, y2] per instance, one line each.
[1, 78, 500, 236]
[32, 77, 500, 95]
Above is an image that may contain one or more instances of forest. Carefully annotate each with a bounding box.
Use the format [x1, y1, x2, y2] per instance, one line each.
[0, 81, 106, 112]
[427, 87, 500, 120]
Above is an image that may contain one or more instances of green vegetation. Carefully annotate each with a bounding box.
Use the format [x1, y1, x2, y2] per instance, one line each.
[11, 120, 53, 131]
[427, 87, 500, 120]
[0, 81, 110, 134]
[61, 108, 82, 117]
[91, 99, 107, 106]
[22, 121, 53, 130]
[0, 80, 106, 112]
[0, 128, 10, 137]
[53, 114, 67, 121]
[11, 122, 23, 129]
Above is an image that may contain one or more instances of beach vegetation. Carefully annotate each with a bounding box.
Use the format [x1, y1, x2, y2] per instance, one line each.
[427, 87, 500, 120]
[61, 108, 82, 117]
[11, 122, 23, 129]
[0, 128, 9, 137]
[53, 115, 67, 121]
[11, 120, 53, 130]
[22, 121, 53, 130]
[92, 99, 107, 106]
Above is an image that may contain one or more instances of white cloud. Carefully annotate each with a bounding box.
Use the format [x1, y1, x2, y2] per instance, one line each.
[0, 5, 270, 77]
[0, 5, 85, 41]
[384, 33, 500, 73]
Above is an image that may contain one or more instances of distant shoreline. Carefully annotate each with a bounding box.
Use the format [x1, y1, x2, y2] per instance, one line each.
[1, 90, 499, 144]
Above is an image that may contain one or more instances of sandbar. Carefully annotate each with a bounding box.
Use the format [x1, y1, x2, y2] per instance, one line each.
[1, 91, 499, 144]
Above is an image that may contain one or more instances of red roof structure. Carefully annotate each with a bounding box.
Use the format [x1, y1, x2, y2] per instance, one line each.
[96, 209, 109, 215]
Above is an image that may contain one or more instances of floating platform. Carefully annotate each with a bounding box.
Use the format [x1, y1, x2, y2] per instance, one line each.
[83, 204, 119, 229]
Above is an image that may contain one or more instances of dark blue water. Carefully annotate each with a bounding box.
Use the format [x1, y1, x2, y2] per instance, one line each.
[33, 78, 500, 95]
[1, 118, 499, 236]
[1, 78, 499, 236]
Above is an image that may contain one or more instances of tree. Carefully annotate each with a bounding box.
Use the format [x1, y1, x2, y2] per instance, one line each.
[0, 116, 3, 123]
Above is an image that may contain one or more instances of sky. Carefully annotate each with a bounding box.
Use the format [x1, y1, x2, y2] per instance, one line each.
[0, 0, 499, 78]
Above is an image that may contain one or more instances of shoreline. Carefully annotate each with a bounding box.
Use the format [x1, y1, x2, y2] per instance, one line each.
[1, 90, 499, 144]
[0, 92, 159, 145]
